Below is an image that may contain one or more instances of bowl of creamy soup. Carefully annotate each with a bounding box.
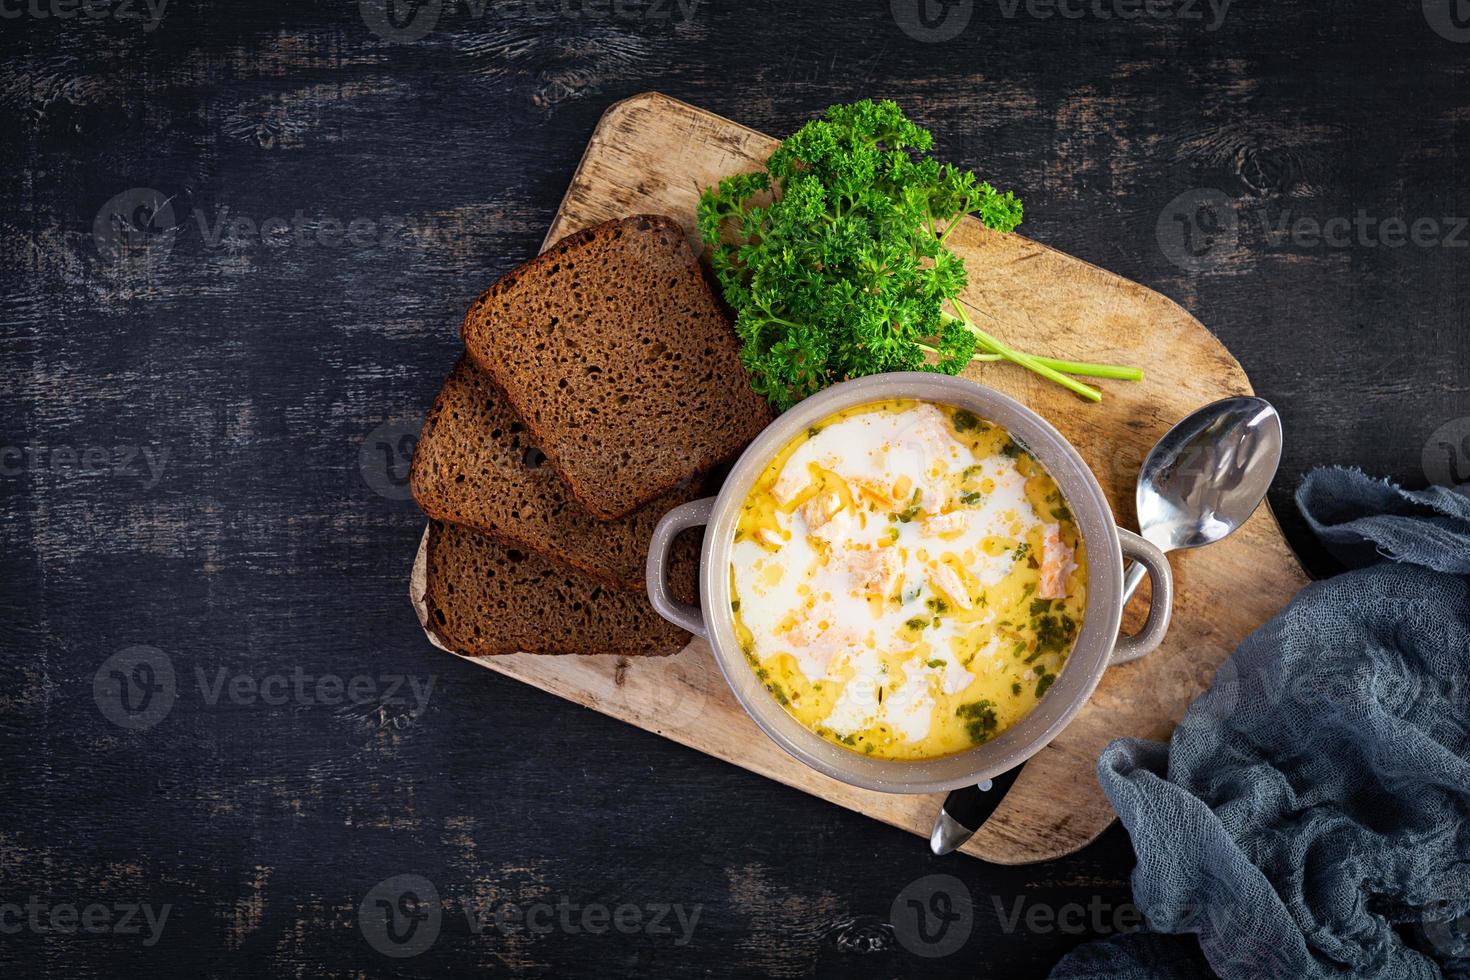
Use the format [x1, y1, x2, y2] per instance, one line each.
[647, 373, 1174, 794]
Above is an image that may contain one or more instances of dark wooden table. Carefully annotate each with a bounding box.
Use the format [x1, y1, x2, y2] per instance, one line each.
[3, 0, 1466, 976]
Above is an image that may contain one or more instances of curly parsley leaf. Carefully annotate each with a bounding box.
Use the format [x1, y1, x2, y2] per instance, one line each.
[698, 100, 1138, 409]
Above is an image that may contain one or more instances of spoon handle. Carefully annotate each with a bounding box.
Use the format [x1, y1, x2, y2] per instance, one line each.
[928, 765, 1026, 856]
[1121, 559, 1148, 604]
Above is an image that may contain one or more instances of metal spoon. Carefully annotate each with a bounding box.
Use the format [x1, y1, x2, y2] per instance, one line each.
[929, 395, 1283, 856]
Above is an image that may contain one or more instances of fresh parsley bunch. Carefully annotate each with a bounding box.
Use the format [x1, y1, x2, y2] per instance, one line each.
[697, 100, 1139, 409]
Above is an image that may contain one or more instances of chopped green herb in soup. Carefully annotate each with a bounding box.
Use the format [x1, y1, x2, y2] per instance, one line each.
[729, 400, 1088, 761]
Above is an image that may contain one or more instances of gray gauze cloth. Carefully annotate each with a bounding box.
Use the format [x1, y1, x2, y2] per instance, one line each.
[1049, 468, 1470, 980]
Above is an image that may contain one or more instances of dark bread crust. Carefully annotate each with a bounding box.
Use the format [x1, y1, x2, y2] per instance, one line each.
[422, 520, 690, 657]
[410, 355, 699, 594]
[461, 214, 772, 521]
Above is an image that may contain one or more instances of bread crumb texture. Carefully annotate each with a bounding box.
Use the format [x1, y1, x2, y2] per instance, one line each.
[462, 214, 772, 520]
[424, 521, 692, 657]
[411, 355, 700, 593]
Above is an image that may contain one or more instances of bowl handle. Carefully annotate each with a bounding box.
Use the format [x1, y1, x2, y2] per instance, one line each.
[646, 496, 716, 638]
[1110, 528, 1174, 666]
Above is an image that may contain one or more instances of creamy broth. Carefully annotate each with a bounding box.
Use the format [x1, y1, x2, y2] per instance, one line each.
[729, 399, 1088, 760]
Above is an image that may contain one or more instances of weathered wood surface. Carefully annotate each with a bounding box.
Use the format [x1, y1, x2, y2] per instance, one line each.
[411, 92, 1309, 865]
[3, 0, 1467, 976]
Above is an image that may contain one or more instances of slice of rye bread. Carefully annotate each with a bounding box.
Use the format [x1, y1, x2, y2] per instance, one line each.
[461, 214, 773, 521]
[410, 354, 700, 594]
[422, 520, 690, 657]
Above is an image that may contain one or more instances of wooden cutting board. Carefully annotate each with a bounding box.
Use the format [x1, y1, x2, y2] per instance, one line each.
[409, 92, 1309, 864]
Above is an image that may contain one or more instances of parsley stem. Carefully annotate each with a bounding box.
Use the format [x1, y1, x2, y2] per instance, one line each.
[945, 308, 1103, 401]
[759, 307, 809, 331]
[920, 339, 1139, 379]
[917, 341, 1001, 362]
[1025, 357, 1143, 381]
